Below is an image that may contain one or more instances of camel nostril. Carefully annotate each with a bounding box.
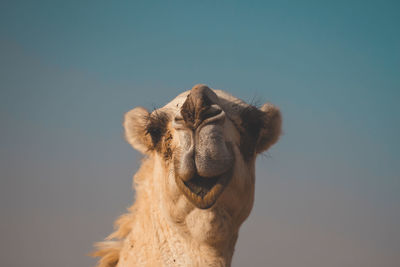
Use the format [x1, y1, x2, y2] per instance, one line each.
[174, 114, 184, 123]
[201, 106, 222, 121]
[181, 86, 222, 127]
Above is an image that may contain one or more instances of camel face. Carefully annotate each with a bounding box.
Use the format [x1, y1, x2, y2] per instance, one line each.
[172, 86, 235, 209]
[124, 84, 281, 211]
[93, 85, 282, 266]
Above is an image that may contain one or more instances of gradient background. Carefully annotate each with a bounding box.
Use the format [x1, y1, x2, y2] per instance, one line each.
[1, 1, 399, 266]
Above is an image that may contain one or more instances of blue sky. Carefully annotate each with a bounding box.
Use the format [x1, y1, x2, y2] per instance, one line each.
[1, 1, 399, 266]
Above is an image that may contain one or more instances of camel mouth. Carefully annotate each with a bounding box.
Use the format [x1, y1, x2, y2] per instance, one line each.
[183, 174, 220, 198]
[175, 168, 233, 209]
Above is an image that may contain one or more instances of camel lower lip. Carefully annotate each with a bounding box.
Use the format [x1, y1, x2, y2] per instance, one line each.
[183, 174, 220, 198]
[176, 168, 233, 209]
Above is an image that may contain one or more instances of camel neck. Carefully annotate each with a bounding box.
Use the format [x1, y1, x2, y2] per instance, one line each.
[131, 155, 237, 266]
[147, 194, 236, 267]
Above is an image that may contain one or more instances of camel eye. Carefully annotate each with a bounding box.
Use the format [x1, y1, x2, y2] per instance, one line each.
[145, 111, 169, 148]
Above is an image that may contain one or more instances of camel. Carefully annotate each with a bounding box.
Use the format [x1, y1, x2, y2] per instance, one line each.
[92, 84, 282, 266]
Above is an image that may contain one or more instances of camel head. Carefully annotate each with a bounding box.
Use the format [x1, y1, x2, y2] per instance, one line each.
[123, 84, 281, 223]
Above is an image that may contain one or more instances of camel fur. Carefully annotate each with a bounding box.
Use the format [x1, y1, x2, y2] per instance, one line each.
[93, 85, 282, 266]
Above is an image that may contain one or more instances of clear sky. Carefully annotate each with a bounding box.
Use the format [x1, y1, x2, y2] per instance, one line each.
[1, 1, 399, 266]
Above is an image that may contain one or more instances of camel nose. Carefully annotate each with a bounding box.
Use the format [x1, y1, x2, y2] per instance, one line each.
[180, 84, 222, 128]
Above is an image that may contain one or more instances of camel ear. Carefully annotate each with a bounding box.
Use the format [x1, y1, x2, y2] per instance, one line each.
[256, 103, 282, 153]
[123, 107, 152, 154]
